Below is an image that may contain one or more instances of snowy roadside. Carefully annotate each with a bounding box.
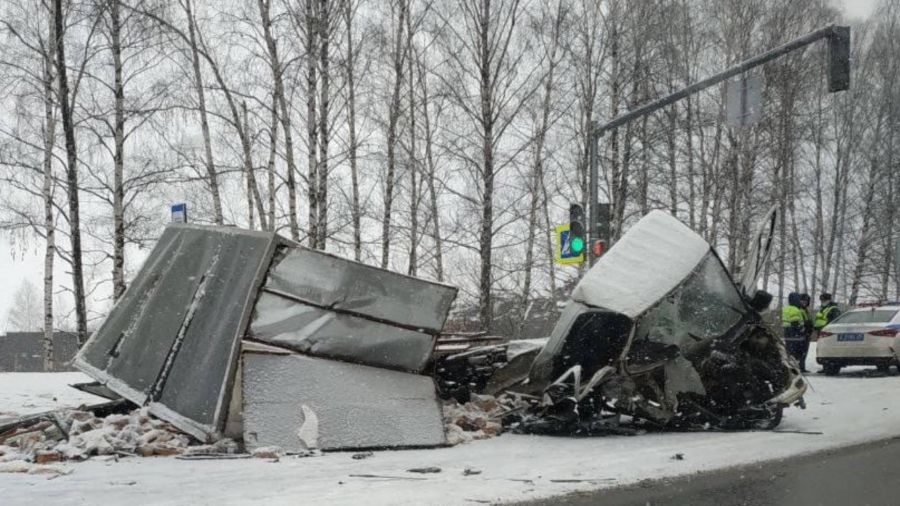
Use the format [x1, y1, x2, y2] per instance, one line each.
[2, 343, 900, 506]
[0, 372, 106, 420]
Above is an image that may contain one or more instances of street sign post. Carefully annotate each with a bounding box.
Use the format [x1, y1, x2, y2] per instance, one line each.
[554, 224, 585, 265]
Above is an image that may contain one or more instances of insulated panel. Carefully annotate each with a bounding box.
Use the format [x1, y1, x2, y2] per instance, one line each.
[242, 352, 446, 452]
[74, 225, 275, 439]
[265, 246, 456, 333]
[249, 291, 435, 372]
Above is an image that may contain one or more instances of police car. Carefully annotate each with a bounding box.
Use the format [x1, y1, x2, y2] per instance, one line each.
[816, 304, 900, 375]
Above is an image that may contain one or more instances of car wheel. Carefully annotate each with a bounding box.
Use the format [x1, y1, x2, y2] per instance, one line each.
[877, 363, 891, 374]
[822, 363, 841, 376]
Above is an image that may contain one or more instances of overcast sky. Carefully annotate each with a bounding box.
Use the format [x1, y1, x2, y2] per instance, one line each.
[0, 0, 883, 332]
[838, 0, 877, 18]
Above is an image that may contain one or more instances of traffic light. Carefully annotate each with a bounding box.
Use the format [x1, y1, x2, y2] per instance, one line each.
[569, 204, 585, 256]
[827, 26, 850, 93]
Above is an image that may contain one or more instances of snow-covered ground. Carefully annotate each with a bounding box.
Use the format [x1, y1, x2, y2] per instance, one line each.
[2, 344, 900, 506]
[0, 372, 106, 421]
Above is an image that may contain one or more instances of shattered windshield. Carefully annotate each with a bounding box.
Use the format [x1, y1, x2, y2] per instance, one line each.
[634, 253, 745, 351]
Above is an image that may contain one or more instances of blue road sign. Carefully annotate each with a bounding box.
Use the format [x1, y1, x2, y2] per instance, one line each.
[171, 203, 187, 223]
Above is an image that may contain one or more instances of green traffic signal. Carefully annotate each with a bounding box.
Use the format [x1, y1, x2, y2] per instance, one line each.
[571, 235, 585, 254]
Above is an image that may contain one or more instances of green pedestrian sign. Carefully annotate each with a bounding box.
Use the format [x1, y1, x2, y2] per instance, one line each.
[555, 224, 585, 265]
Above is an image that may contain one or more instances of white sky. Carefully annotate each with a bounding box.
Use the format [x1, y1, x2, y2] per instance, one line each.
[0, 0, 883, 331]
[0, 236, 45, 332]
[838, 0, 877, 18]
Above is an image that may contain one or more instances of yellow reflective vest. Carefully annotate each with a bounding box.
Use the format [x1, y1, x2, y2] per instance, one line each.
[782, 304, 806, 340]
[814, 304, 839, 330]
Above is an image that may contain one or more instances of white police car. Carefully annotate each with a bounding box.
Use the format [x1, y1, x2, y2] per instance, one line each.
[816, 304, 900, 375]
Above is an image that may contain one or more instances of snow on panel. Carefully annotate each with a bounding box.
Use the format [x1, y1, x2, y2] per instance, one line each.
[241, 352, 446, 452]
[571, 210, 709, 318]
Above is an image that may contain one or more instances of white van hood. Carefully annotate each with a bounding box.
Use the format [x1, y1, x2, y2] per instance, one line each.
[571, 210, 709, 319]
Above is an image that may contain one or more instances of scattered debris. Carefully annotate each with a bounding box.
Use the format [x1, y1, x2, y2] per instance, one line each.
[250, 446, 285, 459]
[549, 478, 616, 483]
[463, 467, 482, 476]
[407, 466, 441, 474]
[672, 453, 685, 461]
[442, 394, 528, 445]
[176, 454, 251, 461]
[0, 461, 71, 477]
[0, 403, 242, 466]
[771, 430, 824, 435]
[352, 451, 374, 460]
[349, 474, 428, 481]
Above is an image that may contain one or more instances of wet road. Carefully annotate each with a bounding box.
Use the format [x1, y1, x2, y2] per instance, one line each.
[518, 437, 900, 506]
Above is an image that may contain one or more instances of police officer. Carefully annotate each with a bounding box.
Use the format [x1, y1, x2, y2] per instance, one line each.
[814, 293, 841, 333]
[782, 292, 810, 372]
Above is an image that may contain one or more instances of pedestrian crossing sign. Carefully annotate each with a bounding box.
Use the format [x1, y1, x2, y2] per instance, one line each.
[555, 224, 585, 265]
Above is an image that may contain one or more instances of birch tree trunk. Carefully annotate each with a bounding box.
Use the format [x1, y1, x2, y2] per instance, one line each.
[315, 0, 331, 249]
[344, 0, 361, 260]
[266, 92, 278, 230]
[184, 0, 222, 225]
[520, 2, 564, 322]
[381, 0, 407, 269]
[406, 12, 419, 277]
[258, 0, 299, 239]
[110, 0, 127, 300]
[54, 0, 88, 345]
[419, 52, 443, 281]
[42, 1, 58, 367]
[306, 0, 319, 247]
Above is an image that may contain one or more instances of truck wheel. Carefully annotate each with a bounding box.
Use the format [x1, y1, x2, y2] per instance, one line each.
[822, 362, 841, 376]
[877, 363, 891, 374]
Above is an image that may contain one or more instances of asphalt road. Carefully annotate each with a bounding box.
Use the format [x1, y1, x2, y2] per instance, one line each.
[516, 436, 900, 506]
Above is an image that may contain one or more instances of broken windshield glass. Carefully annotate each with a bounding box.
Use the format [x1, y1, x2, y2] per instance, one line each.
[633, 253, 745, 353]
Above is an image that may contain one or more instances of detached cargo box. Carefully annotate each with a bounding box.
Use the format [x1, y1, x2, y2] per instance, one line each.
[74, 224, 456, 446]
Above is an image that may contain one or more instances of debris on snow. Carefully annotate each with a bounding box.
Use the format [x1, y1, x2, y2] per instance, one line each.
[0, 460, 71, 477]
[250, 446, 285, 459]
[407, 466, 441, 474]
[351, 451, 374, 460]
[442, 394, 527, 445]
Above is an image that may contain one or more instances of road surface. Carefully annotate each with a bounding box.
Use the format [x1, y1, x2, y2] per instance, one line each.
[519, 436, 900, 506]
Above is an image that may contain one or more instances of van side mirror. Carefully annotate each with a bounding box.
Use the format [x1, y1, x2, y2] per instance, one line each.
[749, 290, 774, 312]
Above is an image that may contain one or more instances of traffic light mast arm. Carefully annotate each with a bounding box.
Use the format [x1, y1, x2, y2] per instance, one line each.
[593, 24, 844, 137]
[587, 24, 849, 265]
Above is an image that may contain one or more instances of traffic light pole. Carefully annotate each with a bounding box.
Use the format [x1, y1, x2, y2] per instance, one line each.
[587, 24, 849, 265]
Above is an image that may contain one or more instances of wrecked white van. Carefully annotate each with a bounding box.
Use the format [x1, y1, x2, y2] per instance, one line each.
[515, 209, 807, 433]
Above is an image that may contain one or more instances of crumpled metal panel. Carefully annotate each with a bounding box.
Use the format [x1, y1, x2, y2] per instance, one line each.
[242, 351, 446, 452]
[249, 291, 435, 372]
[74, 225, 275, 440]
[264, 246, 456, 333]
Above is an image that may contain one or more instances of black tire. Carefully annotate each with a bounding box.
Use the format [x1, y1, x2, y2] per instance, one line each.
[822, 362, 841, 376]
[877, 363, 891, 374]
